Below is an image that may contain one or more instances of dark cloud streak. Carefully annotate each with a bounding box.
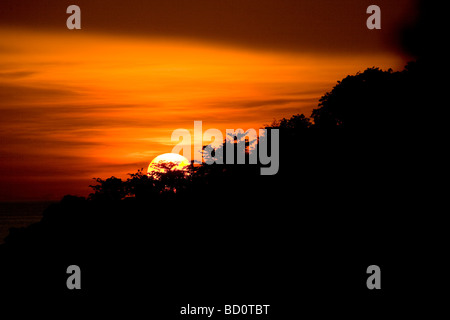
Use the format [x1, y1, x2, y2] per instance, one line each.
[0, 0, 416, 54]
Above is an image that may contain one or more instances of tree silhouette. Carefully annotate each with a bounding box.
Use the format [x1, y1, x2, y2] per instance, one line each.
[269, 113, 311, 131]
[147, 161, 192, 195]
[202, 130, 257, 165]
[89, 162, 194, 201]
[125, 168, 160, 200]
[89, 176, 126, 201]
[311, 67, 404, 130]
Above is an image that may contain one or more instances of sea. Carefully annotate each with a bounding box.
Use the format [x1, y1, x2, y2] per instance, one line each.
[0, 202, 54, 244]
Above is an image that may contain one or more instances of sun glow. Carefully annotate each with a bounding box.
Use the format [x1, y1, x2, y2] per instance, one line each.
[147, 153, 190, 175]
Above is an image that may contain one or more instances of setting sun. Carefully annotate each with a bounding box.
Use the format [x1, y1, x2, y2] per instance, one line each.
[147, 153, 190, 175]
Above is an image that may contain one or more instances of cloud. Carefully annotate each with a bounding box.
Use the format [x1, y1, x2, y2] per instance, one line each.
[0, 71, 36, 79]
[0, 0, 416, 54]
[240, 98, 317, 109]
[0, 82, 79, 105]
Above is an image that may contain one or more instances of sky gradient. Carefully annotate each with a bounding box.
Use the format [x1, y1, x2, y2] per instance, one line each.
[0, 1, 416, 201]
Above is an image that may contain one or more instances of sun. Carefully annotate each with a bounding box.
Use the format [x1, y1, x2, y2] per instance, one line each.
[147, 153, 190, 175]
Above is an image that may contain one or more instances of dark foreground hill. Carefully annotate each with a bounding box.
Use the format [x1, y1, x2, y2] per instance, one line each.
[0, 129, 423, 318]
[0, 61, 439, 316]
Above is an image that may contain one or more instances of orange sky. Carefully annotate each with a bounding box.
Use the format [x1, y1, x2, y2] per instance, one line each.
[0, 1, 414, 201]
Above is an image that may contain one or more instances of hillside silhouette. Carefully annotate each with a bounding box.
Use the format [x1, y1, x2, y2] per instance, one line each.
[0, 1, 438, 313]
[0, 63, 426, 307]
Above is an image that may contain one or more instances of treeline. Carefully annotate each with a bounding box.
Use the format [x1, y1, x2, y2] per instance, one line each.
[89, 62, 427, 202]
